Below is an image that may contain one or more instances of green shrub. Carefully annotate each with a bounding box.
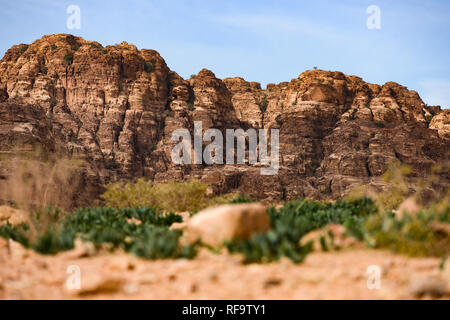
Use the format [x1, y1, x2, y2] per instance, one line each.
[88, 43, 103, 50]
[144, 62, 154, 74]
[258, 95, 268, 113]
[16, 44, 29, 55]
[226, 197, 378, 263]
[229, 195, 256, 204]
[346, 206, 450, 257]
[346, 160, 412, 212]
[0, 206, 194, 259]
[50, 98, 57, 108]
[33, 226, 75, 254]
[0, 222, 30, 248]
[40, 65, 48, 75]
[102, 179, 214, 212]
[374, 121, 385, 128]
[64, 52, 74, 66]
[127, 225, 197, 259]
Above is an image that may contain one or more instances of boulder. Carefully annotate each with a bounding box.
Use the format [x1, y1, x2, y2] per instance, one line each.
[396, 197, 420, 218]
[183, 203, 270, 247]
[407, 276, 447, 298]
[0, 206, 28, 225]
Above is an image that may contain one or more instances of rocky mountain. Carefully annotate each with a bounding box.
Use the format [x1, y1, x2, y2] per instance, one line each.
[0, 34, 448, 203]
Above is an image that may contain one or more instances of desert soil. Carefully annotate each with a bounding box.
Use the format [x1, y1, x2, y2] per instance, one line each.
[1, 237, 448, 300]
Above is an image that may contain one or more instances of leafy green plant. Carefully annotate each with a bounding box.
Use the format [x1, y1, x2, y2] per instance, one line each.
[0, 206, 195, 259]
[0, 222, 30, 248]
[226, 197, 378, 263]
[127, 225, 197, 259]
[229, 195, 255, 204]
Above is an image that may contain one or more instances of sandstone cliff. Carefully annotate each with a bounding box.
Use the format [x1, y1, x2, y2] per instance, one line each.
[0, 34, 448, 203]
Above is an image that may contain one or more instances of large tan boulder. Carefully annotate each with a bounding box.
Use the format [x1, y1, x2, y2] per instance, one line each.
[0, 206, 28, 225]
[183, 203, 270, 247]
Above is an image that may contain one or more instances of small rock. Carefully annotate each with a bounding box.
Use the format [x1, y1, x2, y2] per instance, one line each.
[60, 238, 96, 259]
[0, 237, 8, 249]
[429, 221, 450, 236]
[0, 206, 28, 226]
[264, 278, 282, 288]
[67, 273, 123, 296]
[123, 282, 139, 295]
[105, 256, 135, 272]
[396, 198, 420, 218]
[408, 276, 447, 298]
[301, 223, 362, 251]
[170, 222, 187, 231]
[183, 203, 270, 247]
[8, 239, 28, 260]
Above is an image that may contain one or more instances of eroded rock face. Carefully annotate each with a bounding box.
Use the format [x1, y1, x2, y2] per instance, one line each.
[0, 34, 448, 203]
[430, 110, 450, 140]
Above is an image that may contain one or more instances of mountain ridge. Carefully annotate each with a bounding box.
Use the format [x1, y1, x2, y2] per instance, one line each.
[0, 34, 448, 204]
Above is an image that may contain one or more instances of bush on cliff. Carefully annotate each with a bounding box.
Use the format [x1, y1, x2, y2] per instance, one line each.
[101, 179, 245, 213]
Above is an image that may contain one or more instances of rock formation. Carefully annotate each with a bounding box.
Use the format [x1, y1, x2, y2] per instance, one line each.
[0, 34, 448, 203]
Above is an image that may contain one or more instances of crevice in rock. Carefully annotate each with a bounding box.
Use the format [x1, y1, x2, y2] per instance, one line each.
[365, 159, 372, 177]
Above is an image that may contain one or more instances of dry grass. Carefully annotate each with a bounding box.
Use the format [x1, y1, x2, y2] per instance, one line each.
[0, 150, 84, 212]
[101, 179, 237, 213]
[347, 160, 450, 216]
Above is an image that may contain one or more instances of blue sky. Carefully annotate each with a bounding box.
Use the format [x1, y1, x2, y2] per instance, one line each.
[1, 0, 449, 108]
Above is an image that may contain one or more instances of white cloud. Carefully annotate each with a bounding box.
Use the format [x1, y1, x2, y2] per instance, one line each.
[419, 79, 450, 109]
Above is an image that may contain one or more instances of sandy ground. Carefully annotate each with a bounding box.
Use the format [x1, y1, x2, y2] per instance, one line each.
[1, 237, 449, 300]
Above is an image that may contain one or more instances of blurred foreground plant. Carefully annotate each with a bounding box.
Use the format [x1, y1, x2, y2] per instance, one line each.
[1, 150, 84, 211]
[0, 206, 196, 259]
